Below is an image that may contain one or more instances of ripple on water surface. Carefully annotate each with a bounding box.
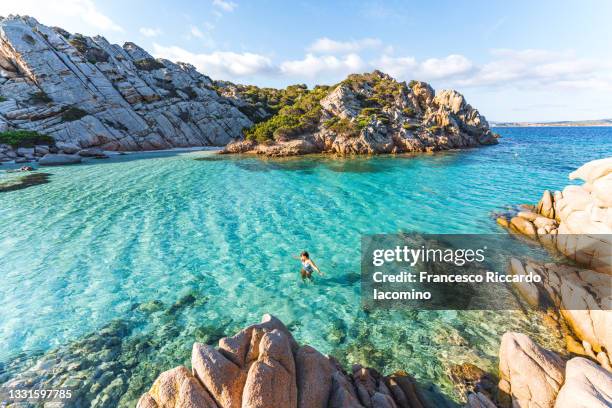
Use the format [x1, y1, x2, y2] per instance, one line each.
[0, 127, 611, 405]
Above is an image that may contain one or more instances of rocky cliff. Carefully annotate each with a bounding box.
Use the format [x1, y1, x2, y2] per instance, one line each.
[0, 15, 251, 152]
[220, 71, 498, 156]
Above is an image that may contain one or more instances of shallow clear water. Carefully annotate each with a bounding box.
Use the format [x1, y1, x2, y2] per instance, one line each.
[1, 127, 611, 405]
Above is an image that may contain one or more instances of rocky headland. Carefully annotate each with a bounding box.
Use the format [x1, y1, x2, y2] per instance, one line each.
[0, 15, 497, 166]
[219, 71, 498, 157]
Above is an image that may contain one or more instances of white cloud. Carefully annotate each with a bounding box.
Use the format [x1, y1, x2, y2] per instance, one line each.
[280, 53, 365, 78]
[308, 37, 382, 54]
[152, 44, 274, 78]
[457, 49, 612, 90]
[212, 0, 237, 12]
[419, 55, 474, 79]
[374, 54, 472, 81]
[0, 0, 123, 34]
[139, 27, 162, 37]
[190, 26, 204, 39]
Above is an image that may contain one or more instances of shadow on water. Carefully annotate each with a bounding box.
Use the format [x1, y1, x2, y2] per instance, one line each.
[0, 172, 51, 193]
[232, 157, 320, 173]
[203, 151, 471, 175]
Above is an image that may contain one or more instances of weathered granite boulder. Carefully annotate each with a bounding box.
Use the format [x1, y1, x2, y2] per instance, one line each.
[0, 15, 251, 151]
[136, 366, 218, 408]
[498, 332, 565, 408]
[554, 357, 612, 408]
[464, 392, 496, 408]
[509, 259, 612, 363]
[139, 314, 430, 408]
[78, 148, 108, 158]
[38, 153, 81, 166]
[56, 142, 80, 154]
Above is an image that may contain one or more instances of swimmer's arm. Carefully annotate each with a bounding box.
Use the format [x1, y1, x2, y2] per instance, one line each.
[310, 260, 324, 276]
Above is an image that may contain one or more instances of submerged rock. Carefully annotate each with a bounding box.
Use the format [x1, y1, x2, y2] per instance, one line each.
[38, 153, 82, 166]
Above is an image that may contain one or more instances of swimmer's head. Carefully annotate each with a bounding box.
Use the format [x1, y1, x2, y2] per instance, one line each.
[301, 251, 309, 260]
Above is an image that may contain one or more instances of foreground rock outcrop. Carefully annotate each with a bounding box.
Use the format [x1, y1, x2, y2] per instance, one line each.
[497, 157, 612, 273]
[494, 158, 612, 406]
[138, 314, 430, 408]
[497, 333, 612, 408]
[220, 71, 498, 156]
[0, 15, 251, 151]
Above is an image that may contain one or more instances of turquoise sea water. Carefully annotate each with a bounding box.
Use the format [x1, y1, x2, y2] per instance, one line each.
[1, 127, 611, 405]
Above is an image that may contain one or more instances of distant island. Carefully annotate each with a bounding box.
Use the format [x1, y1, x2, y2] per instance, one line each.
[491, 119, 612, 127]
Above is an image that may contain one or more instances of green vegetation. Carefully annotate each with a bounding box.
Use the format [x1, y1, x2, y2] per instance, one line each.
[243, 85, 331, 142]
[402, 107, 415, 117]
[0, 96, 6, 102]
[22, 34, 36, 46]
[30, 91, 52, 104]
[428, 125, 442, 134]
[134, 58, 165, 71]
[61, 106, 88, 122]
[217, 83, 314, 123]
[402, 123, 419, 131]
[69, 35, 89, 54]
[0, 130, 54, 147]
[408, 80, 419, 88]
[323, 117, 360, 137]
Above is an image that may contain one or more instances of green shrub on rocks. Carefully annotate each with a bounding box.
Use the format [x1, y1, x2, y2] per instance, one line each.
[69, 34, 89, 53]
[134, 58, 165, 71]
[324, 117, 360, 137]
[30, 91, 52, 104]
[244, 85, 331, 142]
[0, 130, 54, 147]
[61, 106, 88, 122]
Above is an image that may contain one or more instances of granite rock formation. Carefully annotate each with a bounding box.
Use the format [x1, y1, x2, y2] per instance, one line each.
[220, 71, 498, 156]
[138, 314, 431, 408]
[0, 15, 251, 153]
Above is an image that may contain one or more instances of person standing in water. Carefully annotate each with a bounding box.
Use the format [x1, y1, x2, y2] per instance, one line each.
[294, 251, 324, 281]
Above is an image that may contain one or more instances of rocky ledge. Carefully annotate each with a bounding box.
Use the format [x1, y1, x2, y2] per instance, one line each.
[0, 16, 497, 158]
[220, 71, 498, 157]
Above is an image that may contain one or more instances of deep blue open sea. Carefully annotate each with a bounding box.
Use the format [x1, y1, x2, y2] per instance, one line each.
[1, 127, 611, 405]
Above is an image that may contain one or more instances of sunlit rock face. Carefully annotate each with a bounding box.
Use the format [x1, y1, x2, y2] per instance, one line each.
[0, 15, 251, 151]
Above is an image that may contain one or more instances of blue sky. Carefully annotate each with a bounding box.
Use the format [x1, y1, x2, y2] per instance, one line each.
[2, 0, 611, 121]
